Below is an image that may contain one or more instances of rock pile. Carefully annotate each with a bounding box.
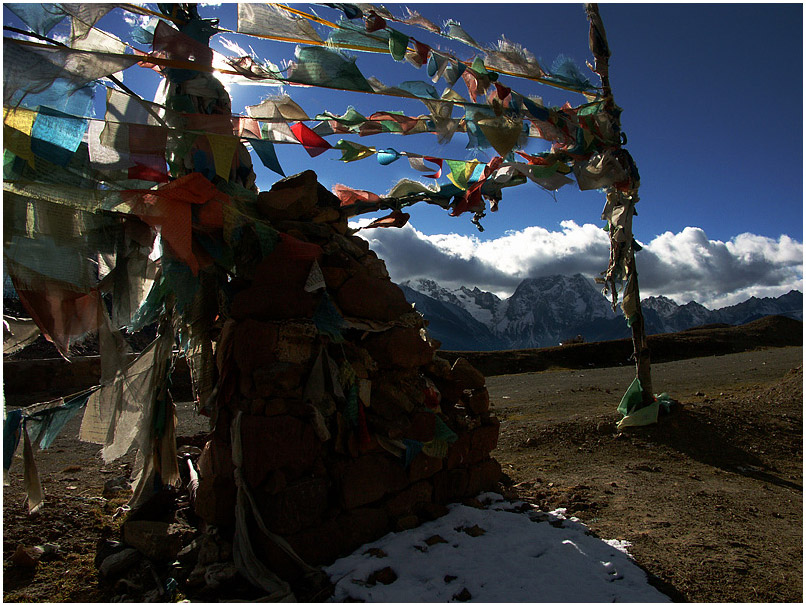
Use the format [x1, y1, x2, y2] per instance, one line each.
[193, 170, 502, 584]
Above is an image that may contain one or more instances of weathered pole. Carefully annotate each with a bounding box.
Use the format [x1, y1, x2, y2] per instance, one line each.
[584, 3, 653, 403]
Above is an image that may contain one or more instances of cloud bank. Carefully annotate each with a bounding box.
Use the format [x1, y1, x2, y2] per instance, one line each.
[354, 221, 803, 309]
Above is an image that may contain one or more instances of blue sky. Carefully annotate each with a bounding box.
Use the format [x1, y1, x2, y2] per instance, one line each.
[5, 3, 803, 307]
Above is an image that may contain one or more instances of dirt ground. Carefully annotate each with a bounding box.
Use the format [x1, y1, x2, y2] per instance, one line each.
[490, 346, 803, 603]
[2, 346, 802, 602]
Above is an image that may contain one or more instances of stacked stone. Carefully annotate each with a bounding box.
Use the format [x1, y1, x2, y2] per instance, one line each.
[194, 171, 501, 583]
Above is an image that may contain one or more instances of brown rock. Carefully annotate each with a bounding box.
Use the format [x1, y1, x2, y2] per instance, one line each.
[195, 437, 237, 526]
[253, 363, 306, 399]
[432, 377, 464, 407]
[122, 521, 183, 563]
[320, 266, 349, 290]
[385, 481, 433, 517]
[333, 453, 409, 509]
[450, 358, 485, 390]
[425, 357, 453, 380]
[363, 327, 435, 369]
[432, 469, 469, 504]
[230, 284, 317, 320]
[11, 545, 42, 568]
[240, 415, 321, 486]
[233, 320, 278, 377]
[312, 207, 341, 224]
[366, 566, 398, 585]
[394, 515, 421, 531]
[335, 274, 411, 321]
[359, 251, 390, 279]
[405, 411, 436, 442]
[282, 516, 343, 569]
[445, 431, 473, 470]
[257, 476, 330, 535]
[371, 380, 416, 419]
[469, 418, 500, 463]
[466, 458, 503, 497]
[256, 170, 319, 221]
[467, 388, 490, 416]
[276, 322, 317, 364]
[408, 453, 443, 483]
[338, 506, 390, 556]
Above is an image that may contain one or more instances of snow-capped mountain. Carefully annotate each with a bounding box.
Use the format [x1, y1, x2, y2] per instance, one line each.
[401, 276, 803, 351]
[491, 274, 619, 349]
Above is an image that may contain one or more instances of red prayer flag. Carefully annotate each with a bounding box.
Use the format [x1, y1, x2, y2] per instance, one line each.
[290, 122, 332, 157]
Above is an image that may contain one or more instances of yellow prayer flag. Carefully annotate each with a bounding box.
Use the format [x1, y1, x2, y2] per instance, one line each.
[206, 134, 239, 180]
[3, 107, 37, 165]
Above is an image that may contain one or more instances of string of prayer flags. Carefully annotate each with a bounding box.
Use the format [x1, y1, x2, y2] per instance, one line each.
[334, 139, 375, 162]
[326, 18, 391, 52]
[376, 148, 400, 165]
[406, 40, 430, 69]
[236, 3, 323, 44]
[484, 37, 545, 79]
[260, 120, 299, 145]
[30, 107, 89, 167]
[287, 46, 374, 93]
[246, 95, 309, 123]
[362, 210, 410, 229]
[443, 20, 481, 50]
[4, 107, 37, 167]
[388, 28, 409, 61]
[5, 3, 66, 37]
[324, 4, 364, 20]
[477, 115, 524, 158]
[407, 156, 443, 179]
[332, 184, 382, 207]
[249, 138, 285, 177]
[11, 276, 102, 358]
[128, 172, 232, 275]
[445, 159, 482, 190]
[207, 133, 239, 179]
[60, 4, 115, 45]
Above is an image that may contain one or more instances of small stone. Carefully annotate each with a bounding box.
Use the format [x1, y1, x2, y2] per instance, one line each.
[363, 548, 388, 558]
[366, 566, 398, 586]
[444, 575, 458, 584]
[11, 544, 42, 568]
[99, 548, 142, 580]
[457, 525, 486, 537]
[424, 535, 448, 546]
[453, 587, 472, 602]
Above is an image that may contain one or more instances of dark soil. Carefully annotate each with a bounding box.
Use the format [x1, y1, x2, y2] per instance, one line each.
[490, 346, 803, 603]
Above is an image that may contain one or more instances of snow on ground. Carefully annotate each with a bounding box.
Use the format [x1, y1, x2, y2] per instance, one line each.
[325, 493, 670, 603]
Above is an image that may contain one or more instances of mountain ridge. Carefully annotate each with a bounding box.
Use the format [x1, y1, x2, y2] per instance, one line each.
[400, 275, 803, 351]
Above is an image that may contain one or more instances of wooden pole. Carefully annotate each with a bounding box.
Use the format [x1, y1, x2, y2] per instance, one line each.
[584, 4, 654, 404]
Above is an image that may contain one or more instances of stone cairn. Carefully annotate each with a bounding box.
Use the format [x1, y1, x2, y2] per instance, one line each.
[193, 170, 501, 585]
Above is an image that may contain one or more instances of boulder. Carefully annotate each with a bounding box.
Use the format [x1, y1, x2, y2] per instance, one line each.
[362, 327, 435, 369]
[450, 358, 486, 390]
[335, 274, 412, 321]
[122, 521, 184, 563]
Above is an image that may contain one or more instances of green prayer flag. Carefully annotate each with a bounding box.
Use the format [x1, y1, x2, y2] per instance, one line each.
[388, 28, 409, 61]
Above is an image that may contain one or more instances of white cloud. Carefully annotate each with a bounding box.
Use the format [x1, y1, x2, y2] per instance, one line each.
[354, 222, 803, 308]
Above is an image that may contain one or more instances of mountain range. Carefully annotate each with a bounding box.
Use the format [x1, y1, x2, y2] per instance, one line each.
[399, 274, 803, 351]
